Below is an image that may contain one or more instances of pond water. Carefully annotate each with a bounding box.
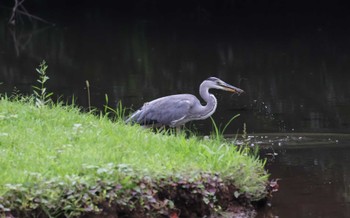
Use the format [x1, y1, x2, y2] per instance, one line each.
[1, 6, 350, 217]
[252, 134, 350, 218]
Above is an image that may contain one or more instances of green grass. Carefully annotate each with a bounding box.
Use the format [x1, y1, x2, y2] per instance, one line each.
[0, 62, 269, 217]
[0, 97, 269, 216]
[0, 96, 267, 194]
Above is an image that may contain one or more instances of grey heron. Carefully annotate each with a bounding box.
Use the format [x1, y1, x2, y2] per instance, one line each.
[126, 77, 244, 129]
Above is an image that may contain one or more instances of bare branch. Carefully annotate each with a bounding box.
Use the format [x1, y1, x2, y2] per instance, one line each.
[8, 0, 54, 26]
[8, 0, 19, 25]
[15, 9, 54, 25]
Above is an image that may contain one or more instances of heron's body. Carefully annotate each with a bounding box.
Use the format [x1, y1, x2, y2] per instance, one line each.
[126, 77, 243, 128]
[127, 93, 216, 127]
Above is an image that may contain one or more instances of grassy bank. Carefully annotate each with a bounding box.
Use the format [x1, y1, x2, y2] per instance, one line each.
[0, 63, 269, 217]
[0, 96, 269, 217]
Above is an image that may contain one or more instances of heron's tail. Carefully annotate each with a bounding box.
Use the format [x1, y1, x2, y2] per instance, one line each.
[125, 110, 141, 124]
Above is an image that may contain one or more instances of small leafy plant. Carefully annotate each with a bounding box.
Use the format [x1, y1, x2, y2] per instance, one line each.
[32, 60, 53, 107]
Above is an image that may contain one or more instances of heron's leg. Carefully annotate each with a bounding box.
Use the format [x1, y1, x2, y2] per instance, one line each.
[158, 126, 165, 132]
[176, 125, 186, 135]
[176, 126, 181, 135]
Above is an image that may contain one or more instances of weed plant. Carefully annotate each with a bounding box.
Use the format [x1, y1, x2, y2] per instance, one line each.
[32, 60, 53, 108]
[0, 63, 269, 217]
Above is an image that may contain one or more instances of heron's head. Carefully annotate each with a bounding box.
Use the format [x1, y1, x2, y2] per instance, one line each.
[205, 77, 244, 94]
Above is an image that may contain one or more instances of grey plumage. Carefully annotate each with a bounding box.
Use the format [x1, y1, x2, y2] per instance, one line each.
[126, 77, 243, 128]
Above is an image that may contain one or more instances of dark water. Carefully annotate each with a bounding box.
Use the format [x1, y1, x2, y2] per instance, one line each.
[1, 5, 350, 217]
[1, 14, 350, 134]
[251, 134, 350, 218]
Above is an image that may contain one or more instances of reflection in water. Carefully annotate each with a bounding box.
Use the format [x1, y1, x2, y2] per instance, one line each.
[1, 18, 349, 134]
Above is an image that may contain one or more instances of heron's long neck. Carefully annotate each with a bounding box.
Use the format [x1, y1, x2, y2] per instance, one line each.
[199, 84, 217, 119]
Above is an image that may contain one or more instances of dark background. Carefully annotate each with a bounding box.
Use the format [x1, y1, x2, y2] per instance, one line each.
[1, 0, 350, 134]
[3, 0, 350, 29]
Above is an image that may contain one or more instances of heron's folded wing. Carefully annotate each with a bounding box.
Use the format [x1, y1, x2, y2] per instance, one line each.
[137, 98, 194, 126]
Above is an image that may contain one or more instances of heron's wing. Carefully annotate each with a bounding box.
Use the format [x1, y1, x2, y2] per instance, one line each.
[135, 95, 197, 126]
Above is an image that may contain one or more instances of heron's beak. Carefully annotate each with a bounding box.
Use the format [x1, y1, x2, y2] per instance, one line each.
[221, 83, 244, 94]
